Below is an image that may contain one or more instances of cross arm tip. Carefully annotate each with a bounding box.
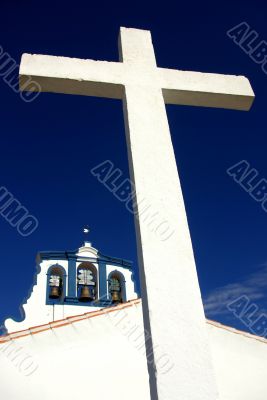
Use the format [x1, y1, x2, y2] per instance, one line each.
[230, 74, 255, 111]
[19, 53, 39, 92]
[160, 69, 255, 111]
[119, 26, 151, 34]
[118, 26, 152, 46]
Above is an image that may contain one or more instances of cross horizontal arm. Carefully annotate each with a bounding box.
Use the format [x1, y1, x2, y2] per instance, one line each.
[20, 52, 255, 111]
[19, 54, 125, 99]
[160, 68, 255, 111]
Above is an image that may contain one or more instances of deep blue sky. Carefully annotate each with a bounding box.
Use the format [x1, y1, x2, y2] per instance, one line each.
[0, 0, 267, 335]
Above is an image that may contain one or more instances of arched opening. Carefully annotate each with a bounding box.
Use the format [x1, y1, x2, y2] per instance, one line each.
[47, 265, 66, 303]
[108, 271, 126, 304]
[77, 262, 98, 302]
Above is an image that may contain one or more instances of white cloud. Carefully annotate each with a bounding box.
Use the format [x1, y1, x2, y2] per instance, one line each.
[203, 264, 267, 319]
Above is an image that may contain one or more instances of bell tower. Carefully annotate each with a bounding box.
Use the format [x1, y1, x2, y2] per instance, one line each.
[4, 238, 138, 333]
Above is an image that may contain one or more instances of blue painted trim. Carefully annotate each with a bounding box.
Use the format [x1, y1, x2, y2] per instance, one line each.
[64, 297, 112, 307]
[36, 246, 137, 309]
[98, 260, 108, 300]
[37, 249, 133, 269]
[67, 257, 76, 298]
[130, 268, 140, 298]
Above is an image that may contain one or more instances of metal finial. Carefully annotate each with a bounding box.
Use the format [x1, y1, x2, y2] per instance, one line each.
[83, 226, 90, 235]
[83, 226, 90, 245]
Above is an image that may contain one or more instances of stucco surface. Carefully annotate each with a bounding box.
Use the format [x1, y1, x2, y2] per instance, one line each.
[0, 302, 266, 400]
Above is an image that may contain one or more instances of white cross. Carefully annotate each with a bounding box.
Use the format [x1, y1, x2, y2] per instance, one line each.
[19, 27, 254, 400]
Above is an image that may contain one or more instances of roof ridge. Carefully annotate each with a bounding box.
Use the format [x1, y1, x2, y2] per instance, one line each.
[1, 300, 266, 345]
[0, 298, 141, 343]
[206, 318, 267, 344]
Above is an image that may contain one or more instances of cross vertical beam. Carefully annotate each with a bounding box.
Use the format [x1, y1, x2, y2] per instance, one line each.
[120, 29, 218, 400]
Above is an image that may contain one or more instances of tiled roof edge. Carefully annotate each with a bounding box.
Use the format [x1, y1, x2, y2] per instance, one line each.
[0, 298, 141, 343]
[206, 318, 267, 344]
[1, 300, 266, 346]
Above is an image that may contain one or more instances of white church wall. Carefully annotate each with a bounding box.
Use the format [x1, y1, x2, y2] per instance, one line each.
[207, 320, 267, 400]
[1, 301, 267, 399]
[5, 258, 69, 332]
[0, 301, 151, 400]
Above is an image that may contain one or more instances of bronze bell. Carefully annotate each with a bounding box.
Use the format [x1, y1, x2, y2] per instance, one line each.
[111, 291, 121, 303]
[49, 286, 60, 299]
[79, 286, 94, 302]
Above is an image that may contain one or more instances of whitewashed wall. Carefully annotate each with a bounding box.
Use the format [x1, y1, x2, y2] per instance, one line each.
[1, 302, 267, 400]
[0, 301, 150, 400]
[207, 320, 267, 400]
